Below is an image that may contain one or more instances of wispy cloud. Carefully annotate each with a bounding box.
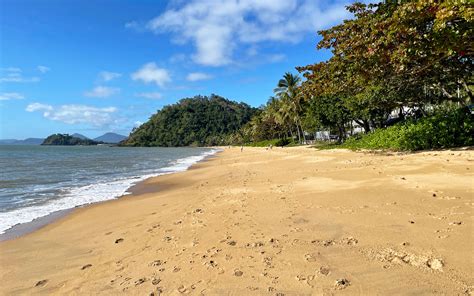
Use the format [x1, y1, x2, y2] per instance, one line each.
[131, 62, 171, 87]
[145, 0, 350, 66]
[0, 67, 40, 83]
[98, 71, 122, 82]
[1, 67, 21, 73]
[37, 65, 50, 73]
[135, 92, 163, 99]
[0, 92, 24, 101]
[84, 86, 120, 98]
[186, 72, 213, 82]
[26, 103, 118, 127]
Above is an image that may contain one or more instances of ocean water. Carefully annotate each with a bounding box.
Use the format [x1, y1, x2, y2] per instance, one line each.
[0, 145, 219, 234]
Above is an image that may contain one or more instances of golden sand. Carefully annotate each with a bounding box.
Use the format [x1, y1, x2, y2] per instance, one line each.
[1, 147, 473, 295]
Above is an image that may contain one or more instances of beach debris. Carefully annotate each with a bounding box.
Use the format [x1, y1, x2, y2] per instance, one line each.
[115, 238, 124, 244]
[408, 220, 415, 224]
[449, 221, 462, 225]
[334, 278, 350, 289]
[194, 208, 203, 213]
[81, 264, 92, 270]
[234, 269, 244, 276]
[227, 240, 237, 246]
[35, 279, 48, 287]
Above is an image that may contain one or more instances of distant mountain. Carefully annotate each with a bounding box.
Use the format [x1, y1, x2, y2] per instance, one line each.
[0, 139, 17, 145]
[71, 133, 89, 140]
[19, 138, 45, 145]
[42, 134, 102, 146]
[93, 132, 127, 144]
[0, 138, 44, 145]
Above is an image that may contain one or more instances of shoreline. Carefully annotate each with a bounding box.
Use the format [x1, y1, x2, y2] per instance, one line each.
[1, 147, 472, 295]
[0, 148, 221, 242]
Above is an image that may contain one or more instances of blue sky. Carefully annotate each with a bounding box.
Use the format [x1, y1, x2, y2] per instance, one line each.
[0, 0, 356, 139]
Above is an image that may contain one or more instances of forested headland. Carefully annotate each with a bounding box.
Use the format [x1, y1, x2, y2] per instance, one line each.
[124, 1, 473, 150]
[122, 95, 256, 147]
[42, 134, 103, 146]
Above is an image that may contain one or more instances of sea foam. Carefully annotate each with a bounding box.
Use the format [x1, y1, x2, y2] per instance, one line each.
[0, 148, 220, 234]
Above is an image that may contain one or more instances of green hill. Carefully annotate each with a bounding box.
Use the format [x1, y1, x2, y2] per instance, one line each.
[41, 134, 102, 146]
[122, 95, 257, 147]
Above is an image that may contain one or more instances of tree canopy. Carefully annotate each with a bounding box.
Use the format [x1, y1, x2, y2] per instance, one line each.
[122, 95, 257, 147]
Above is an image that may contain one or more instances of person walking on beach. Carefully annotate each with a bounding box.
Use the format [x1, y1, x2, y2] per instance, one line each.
[240, 145, 243, 152]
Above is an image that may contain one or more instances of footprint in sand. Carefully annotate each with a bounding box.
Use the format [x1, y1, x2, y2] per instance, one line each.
[35, 280, 48, 287]
[115, 238, 124, 244]
[135, 278, 147, 286]
[318, 266, 330, 276]
[334, 278, 350, 290]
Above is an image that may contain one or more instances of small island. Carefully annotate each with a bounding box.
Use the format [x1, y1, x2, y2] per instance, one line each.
[41, 134, 103, 146]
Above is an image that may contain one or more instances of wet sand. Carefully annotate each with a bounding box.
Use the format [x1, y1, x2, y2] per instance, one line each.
[0, 147, 472, 295]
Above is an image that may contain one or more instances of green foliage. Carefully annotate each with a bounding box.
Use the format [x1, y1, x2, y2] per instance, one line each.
[275, 138, 292, 147]
[244, 138, 294, 147]
[122, 95, 257, 147]
[42, 134, 102, 146]
[340, 107, 473, 151]
[297, 0, 473, 136]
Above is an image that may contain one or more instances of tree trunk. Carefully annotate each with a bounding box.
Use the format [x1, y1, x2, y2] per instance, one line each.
[295, 124, 301, 144]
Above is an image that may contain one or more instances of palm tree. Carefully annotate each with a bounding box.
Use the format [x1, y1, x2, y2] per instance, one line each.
[274, 72, 306, 143]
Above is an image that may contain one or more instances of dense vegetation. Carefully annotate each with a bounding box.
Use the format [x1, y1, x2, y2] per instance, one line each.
[122, 95, 257, 147]
[231, 1, 473, 150]
[338, 107, 474, 151]
[42, 134, 102, 146]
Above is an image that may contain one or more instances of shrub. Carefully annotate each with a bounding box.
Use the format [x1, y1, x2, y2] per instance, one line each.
[341, 107, 473, 151]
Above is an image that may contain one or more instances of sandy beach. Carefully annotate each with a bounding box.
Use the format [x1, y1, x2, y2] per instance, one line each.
[0, 147, 473, 295]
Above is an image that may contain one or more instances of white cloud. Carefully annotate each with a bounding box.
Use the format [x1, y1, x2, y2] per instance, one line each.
[134, 121, 143, 127]
[131, 62, 171, 87]
[84, 86, 120, 98]
[99, 71, 122, 82]
[1, 67, 39, 82]
[26, 103, 118, 127]
[145, 0, 350, 66]
[135, 92, 163, 99]
[26, 102, 53, 112]
[186, 72, 213, 82]
[1, 67, 22, 73]
[37, 65, 50, 73]
[0, 76, 40, 83]
[0, 92, 24, 101]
